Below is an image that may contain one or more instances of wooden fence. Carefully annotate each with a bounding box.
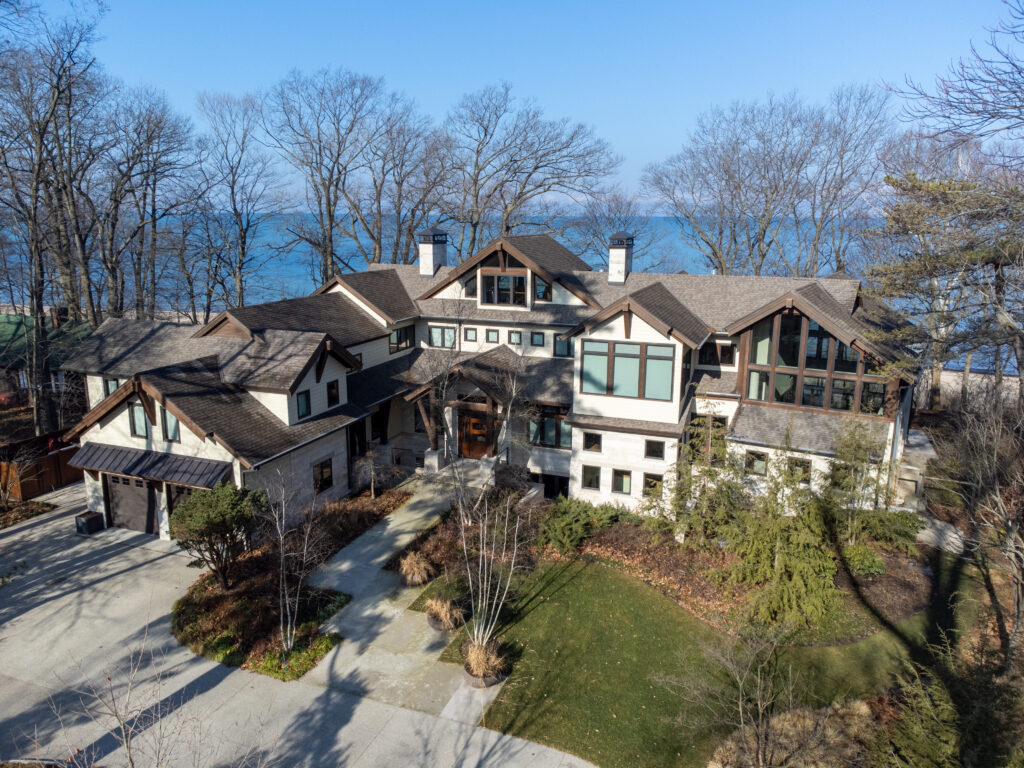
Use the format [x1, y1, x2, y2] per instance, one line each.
[0, 432, 82, 503]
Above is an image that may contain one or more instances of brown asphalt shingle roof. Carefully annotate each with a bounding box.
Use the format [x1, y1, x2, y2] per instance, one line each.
[627, 283, 710, 346]
[224, 292, 387, 347]
[333, 270, 420, 323]
[503, 234, 592, 274]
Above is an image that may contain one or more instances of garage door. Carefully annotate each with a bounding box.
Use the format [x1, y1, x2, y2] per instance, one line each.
[106, 474, 157, 533]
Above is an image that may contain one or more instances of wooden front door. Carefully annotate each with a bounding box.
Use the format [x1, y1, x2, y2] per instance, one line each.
[459, 413, 494, 459]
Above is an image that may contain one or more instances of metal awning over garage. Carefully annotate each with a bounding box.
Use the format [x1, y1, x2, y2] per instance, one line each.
[69, 442, 232, 489]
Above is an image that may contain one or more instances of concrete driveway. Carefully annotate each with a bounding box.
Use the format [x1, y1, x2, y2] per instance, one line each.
[0, 484, 589, 768]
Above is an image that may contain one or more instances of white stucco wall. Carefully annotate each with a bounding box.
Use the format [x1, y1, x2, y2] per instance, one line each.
[289, 355, 350, 424]
[249, 388, 289, 423]
[347, 334, 405, 370]
[567, 427, 680, 509]
[85, 375, 109, 409]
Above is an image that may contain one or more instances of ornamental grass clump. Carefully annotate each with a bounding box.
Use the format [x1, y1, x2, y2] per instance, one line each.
[400, 551, 434, 586]
[425, 596, 464, 631]
[465, 639, 504, 679]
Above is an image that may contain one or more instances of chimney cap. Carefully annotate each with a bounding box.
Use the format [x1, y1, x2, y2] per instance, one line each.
[609, 231, 634, 246]
[417, 227, 448, 245]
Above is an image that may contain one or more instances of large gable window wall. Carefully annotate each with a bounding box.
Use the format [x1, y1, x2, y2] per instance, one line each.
[744, 311, 888, 417]
[580, 341, 675, 401]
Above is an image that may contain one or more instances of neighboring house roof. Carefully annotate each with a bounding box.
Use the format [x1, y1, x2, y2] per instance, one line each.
[728, 403, 889, 455]
[69, 442, 231, 488]
[0, 315, 92, 370]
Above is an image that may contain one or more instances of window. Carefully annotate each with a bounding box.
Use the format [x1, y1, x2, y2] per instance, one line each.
[485, 329, 499, 343]
[465, 275, 477, 298]
[327, 379, 340, 407]
[530, 331, 545, 347]
[747, 370, 769, 401]
[389, 325, 414, 354]
[787, 457, 812, 485]
[773, 372, 797, 404]
[554, 337, 574, 358]
[582, 465, 601, 490]
[161, 408, 180, 443]
[581, 341, 674, 400]
[50, 370, 65, 392]
[645, 440, 665, 460]
[528, 410, 571, 449]
[508, 330, 522, 345]
[534, 274, 551, 302]
[643, 473, 663, 497]
[313, 458, 333, 494]
[834, 341, 859, 374]
[481, 273, 527, 306]
[429, 326, 456, 348]
[802, 376, 826, 408]
[296, 390, 311, 419]
[583, 432, 602, 452]
[464, 327, 477, 342]
[860, 381, 887, 415]
[776, 314, 802, 368]
[129, 403, 149, 438]
[805, 321, 830, 370]
[718, 344, 735, 366]
[830, 379, 856, 411]
[612, 469, 632, 494]
[698, 344, 719, 365]
[749, 317, 773, 365]
[103, 378, 120, 397]
[745, 451, 768, 476]
[581, 341, 609, 394]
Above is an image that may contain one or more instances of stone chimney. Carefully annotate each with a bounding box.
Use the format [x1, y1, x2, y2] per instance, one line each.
[608, 232, 634, 285]
[417, 228, 448, 277]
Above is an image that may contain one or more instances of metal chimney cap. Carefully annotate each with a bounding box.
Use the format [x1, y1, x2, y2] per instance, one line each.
[608, 231, 634, 246]
[417, 227, 448, 244]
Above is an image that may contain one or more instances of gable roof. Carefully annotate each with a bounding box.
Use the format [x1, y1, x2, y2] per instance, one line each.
[417, 235, 601, 309]
[564, 282, 710, 348]
[311, 269, 420, 324]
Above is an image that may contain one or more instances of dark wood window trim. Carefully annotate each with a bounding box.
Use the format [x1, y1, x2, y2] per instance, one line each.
[327, 379, 340, 407]
[103, 377, 120, 397]
[612, 469, 632, 495]
[579, 340, 675, 401]
[313, 457, 333, 494]
[582, 465, 601, 490]
[428, 325, 456, 348]
[533, 274, 552, 302]
[644, 439, 665, 460]
[464, 327, 477, 342]
[530, 331, 545, 347]
[553, 337, 573, 358]
[129, 402, 149, 438]
[508, 330, 522, 345]
[739, 309, 893, 421]
[296, 389, 312, 419]
[744, 450, 768, 476]
[643, 473, 663, 497]
[481, 271, 528, 306]
[528, 408, 572, 450]
[787, 457, 812, 485]
[389, 325, 414, 354]
[161, 407, 180, 443]
[485, 329, 499, 343]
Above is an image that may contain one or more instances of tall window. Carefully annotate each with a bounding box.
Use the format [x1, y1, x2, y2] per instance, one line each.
[161, 408, 180, 442]
[389, 325, 414, 354]
[750, 318, 773, 365]
[554, 337, 574, 358]
[313, 458, 333, 493]
[103, 378, 120, 397]
[465, 275, 477, 298]
[582, 465, 601, 490]
[805, 321, 830, 370]
[327, 379, 340, 407]
[612, 469, 632, 494]
[429, 326, 456, 348]
[580, 341, 674, 400]
[296, 390, 311, 419]
[129, 403, 149, 438]
[528, 409, 571, 449]
[481, 273, 527, 306]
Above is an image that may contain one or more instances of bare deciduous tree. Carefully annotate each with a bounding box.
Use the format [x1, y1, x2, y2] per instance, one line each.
[566, 187, 675, 272]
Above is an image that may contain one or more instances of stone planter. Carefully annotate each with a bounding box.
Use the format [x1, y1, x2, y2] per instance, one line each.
[462, 664, 507, 689]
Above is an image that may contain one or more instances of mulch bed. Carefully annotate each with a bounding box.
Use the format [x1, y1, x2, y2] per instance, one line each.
[834, 544, 935, 628]
[0, 405, 36, 445]
[0, 500, 54, 530]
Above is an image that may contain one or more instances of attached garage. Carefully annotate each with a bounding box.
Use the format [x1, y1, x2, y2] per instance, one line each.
[106, 474, 158, 533]
[70, 442, 233, 536]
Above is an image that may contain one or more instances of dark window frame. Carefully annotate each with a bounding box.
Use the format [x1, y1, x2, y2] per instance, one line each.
[464, 327, 477, 342]
[485, 328, 499, 343]
[326, 379, 340, 407]
[553, 336, 574, 358]
[582, 465, 601, 490]
[103, 377, 120, 397]
[744, 450, 769, 476]
[481, 270, 528, 306]
[530, 331, 545, 347]
[787, 457, 812, 485]
[527, 408, 571, 450]
[428, 325, 456, 348]
[580, 340, 675, 401]
[643, 473, 663, 497]
[296, 389, 312, 419]
[313, 457, 333, 494]
[644, 439, 665, 460]
[129, 402, 150, 438]
[389, 325, 415, 354]
[160, 407, 180, 443]
[583, 432, 602, 452]
[508, 330, 522, 345]
[533, 273, 552, 302]
[465, 274, 477, 298]
[612, 469, 632, 495]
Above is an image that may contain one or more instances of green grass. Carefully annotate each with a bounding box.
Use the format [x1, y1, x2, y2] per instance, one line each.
[415, 557, 978, 768]
[249, 631, 343, 680]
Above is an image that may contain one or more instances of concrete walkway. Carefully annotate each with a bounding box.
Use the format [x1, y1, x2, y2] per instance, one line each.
[308, 476, 503, 726]
[0, 482, 592, 767]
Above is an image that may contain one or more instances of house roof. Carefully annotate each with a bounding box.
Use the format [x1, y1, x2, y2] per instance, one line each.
[565, 410, 688, 438]
[457, 346, 574, 405]
[69, 442, 232, 488]
[564, 283, 711, 347]
[692, 368, 739, 397]
[0, 315, 92, 370]
[312, 269, 420, 324]
[727, 403, 889, 455]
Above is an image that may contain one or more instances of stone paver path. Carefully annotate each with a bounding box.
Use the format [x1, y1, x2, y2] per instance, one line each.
[307, 475, 503, 724]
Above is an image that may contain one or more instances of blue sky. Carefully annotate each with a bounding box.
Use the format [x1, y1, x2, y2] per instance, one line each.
[42, 0, 1006, 186]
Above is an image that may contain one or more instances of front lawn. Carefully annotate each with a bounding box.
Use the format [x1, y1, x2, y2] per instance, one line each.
[414, 556, 977, 768]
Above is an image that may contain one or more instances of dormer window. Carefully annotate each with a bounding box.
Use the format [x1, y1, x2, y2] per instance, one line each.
[482, 273, 527, 306]
[161, 408, 180, 442]
[103, 378, 121, 397]
[297, 390, 311, 419]
[327, 380, 339, 407]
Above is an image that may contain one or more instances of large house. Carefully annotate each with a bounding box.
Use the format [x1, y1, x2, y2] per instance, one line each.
[61, 232, 915, 537]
